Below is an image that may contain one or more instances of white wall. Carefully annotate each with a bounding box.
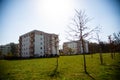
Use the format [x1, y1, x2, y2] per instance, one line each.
[66, 41, 89, 54]
[79, 41, 89, 53]
[85, 41, 89, 53]
[34, 34, 44, 57]
[67, 42, 77, 54]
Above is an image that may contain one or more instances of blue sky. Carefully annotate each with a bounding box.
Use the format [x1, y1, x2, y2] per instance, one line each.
[0, 0, 120, 46]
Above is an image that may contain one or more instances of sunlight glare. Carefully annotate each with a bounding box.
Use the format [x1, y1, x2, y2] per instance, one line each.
[37, 0, 74, 21]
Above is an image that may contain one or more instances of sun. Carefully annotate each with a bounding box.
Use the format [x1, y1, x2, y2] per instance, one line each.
[42, 0, 68, 16]
[36, 0, 74, 20]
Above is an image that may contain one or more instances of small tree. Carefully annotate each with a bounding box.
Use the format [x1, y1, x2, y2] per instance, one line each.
[113, 31, 120, 53]
[108, 35, 114, 59]
[96, 33, 103, 65]
[50, 35, 59, 77]
[67, 10, 99, 73]
[55, 36, 59, 70]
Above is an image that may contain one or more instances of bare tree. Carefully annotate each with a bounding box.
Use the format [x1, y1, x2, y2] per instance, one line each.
[96, 33, 103, 65]
[50, 36, 59, 77]
[67, 10, 99, 73]
[113, 31, 120, 53]
[90, 27, 104, 65]
[55, 37, 59, 71]
[108, 35, 114, 59]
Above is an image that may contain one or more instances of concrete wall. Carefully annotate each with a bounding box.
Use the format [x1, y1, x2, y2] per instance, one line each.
[63, 40, 89, 55]
[67, 42, 77, 54]
[34, 34, 44, 57]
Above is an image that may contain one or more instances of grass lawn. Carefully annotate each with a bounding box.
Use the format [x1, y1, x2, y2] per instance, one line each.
[0, 53, 120, 80]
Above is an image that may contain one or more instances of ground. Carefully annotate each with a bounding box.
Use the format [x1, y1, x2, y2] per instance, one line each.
[0, 53, 120, 80]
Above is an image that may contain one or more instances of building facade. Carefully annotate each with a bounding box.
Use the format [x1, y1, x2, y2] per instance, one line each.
[19, 30, 59, 57]
[63, 40, 89, 55]
[0, 44, 11, 55]
[0, 43, 19, 56]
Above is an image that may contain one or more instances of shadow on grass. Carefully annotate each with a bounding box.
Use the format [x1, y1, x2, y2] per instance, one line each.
[99, 57, 120, 80]
[49, 69, 60, 78]
[85, 72, 95, 80]
[48, 66, 61, 78]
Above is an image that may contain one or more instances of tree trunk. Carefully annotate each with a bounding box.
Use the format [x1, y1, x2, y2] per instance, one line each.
[99, 47, 103, 65]
[110, 45, 113, 59]
[83, 53, 87, 73]
[82, 39, 87, 73]
[56, 56, 58, 69]
[111, 52, 113, 59]
[97, 34, 103, 65]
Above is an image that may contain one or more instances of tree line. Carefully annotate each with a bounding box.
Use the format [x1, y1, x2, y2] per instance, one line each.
[89, 37, 120, 54]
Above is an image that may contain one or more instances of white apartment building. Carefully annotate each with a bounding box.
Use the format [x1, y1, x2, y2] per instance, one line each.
[19, 30, 59, 57]
[63, 40, 89, 55]
[0, 43, 18, 56]
[67, 41, 78, 54]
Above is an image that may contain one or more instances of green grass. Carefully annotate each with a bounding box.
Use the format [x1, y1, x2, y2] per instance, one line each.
[0, 53, 120, 80]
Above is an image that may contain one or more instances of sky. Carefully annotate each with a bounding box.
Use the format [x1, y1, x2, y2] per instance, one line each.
[0, 0, 120, 47]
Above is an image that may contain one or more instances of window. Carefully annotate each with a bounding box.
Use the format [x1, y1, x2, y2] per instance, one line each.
[40, 42, 42, 45]
[41, 52, 42, 54]
[40, 47, 42, 49]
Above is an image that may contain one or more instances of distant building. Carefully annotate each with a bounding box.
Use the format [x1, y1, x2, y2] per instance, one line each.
[0, 43, 19, 56]
[0, 44, 11, 55]
[19, 30, 59, 57]
[63, 40, 89, 55]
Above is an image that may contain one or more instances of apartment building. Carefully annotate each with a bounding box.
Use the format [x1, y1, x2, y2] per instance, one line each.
[0, 44, 11, 55]
[19, 30, 59, 57]
[0, 43, 19, 56]
[63, 40, 89, 55]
